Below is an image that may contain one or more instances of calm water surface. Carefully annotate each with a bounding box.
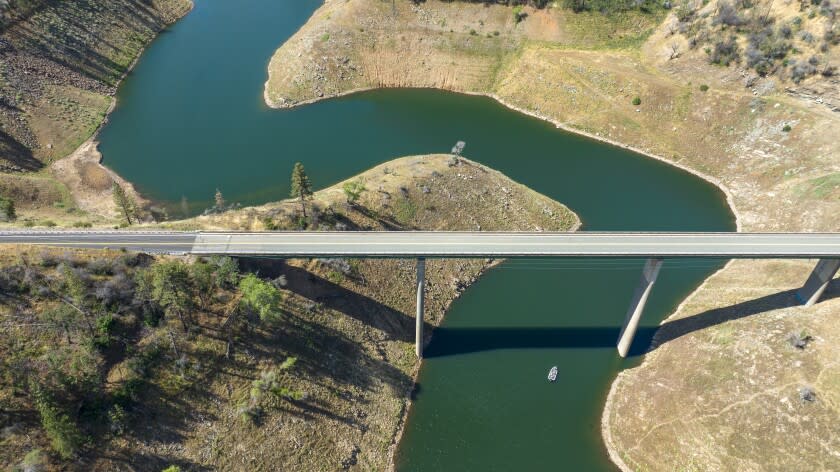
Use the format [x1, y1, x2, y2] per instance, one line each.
[98, 0, 736, 470]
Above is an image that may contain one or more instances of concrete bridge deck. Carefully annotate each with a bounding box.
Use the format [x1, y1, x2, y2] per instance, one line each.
[0, 231, 838, 258]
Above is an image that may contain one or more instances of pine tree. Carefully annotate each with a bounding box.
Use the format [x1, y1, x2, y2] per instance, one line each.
[112, 182, 137, 225]
[214, 188, 225, 211]
[289, 162, 313, 218]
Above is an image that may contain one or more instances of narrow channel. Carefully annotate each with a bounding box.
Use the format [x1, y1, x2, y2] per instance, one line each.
[97, 1, 736, 470]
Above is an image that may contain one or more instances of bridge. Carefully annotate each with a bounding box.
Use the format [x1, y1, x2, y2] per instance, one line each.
[1, 230, 838, 358]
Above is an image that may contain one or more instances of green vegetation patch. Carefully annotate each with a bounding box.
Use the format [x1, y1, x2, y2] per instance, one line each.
[393, 196, 418, 225]
[793, 173, 840, 200]
[556, 9, 667, 50]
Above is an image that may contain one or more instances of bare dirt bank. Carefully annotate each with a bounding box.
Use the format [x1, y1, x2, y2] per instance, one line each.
[263, 1, 839, 469]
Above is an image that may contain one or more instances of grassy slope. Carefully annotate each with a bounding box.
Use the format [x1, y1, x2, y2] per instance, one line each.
[0, 0, 192, 226]
[0, 155, 579, 471]
[263, 1, 840, 470]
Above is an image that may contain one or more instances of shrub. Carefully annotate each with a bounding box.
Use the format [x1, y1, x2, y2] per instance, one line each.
[714, 0, 745, 26]
[699, 84, 709, 91]
[782, 124, 792, 132]
[632, 96, 642, 105]
[0, 196, 16, 221]
[320, 258, 352, 275]
[87, 258, 113, 276]
[513, 5, 527, 22]
[108, 404, 128, 435]
[262, 215, 283, 230]
[745, 27, 791, 75]
[710, 35, 740, 66]
[210, 256, 239, 289]
[787, 330, 812, 349]
[342, 180, 366, 204]
[676, 0, 695, 21]
[779, 24, 792, 38]
[238, 402, 264, 424]
[799, 30, 814, 43]
[789, 59, 816, 82]
[19, 449, 47, 472]
[393, 196, 417, 225]
[95, 273, 135, 307]
[39, 250, 60, 267]
[95, 313, 114, 338]
[32, 386, 83, 459]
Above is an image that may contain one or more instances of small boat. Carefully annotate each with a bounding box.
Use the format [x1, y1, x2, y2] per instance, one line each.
[547, 366, 558, 382]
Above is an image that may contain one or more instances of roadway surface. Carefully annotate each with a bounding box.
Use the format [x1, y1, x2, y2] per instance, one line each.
[0, 231, 839, 258]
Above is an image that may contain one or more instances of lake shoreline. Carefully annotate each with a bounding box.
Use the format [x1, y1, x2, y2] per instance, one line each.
[51, 0, 196, 221]
[268, 84, 742, 233]
[266, 81, 745, 472]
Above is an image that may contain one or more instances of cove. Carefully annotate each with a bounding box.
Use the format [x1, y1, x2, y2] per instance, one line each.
[96, 0, 736, 470]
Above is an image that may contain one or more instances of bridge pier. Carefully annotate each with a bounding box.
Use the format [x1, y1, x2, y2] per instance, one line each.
[415, 258, 426, 358]
[617, 258, 663, 358]
[797, 258, 840, 307]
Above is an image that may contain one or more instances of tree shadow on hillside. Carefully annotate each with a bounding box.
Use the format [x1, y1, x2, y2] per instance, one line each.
[6, 0, 173, 87]
[0, 130, 43, 171]
[88, 451, 213, 472]
[646, 278, 839, 352]
[238, 258, 417, 343]
[244, 302, 412, 397]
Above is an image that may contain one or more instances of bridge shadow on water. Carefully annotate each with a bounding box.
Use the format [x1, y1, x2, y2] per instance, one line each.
[426, 279, 840, 358]
[237, 256, 838, 359]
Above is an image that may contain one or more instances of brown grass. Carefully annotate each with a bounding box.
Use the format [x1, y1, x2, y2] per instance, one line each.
[77, 161, 113, 192]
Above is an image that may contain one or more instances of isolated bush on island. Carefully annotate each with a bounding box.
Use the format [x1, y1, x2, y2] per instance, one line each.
[342, 179, 366, 205]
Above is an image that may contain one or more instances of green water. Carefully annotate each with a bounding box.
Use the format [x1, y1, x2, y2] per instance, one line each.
[97, 0, 736, 470]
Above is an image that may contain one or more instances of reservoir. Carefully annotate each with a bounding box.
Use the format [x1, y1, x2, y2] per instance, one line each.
[97, 0, 736, 470]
